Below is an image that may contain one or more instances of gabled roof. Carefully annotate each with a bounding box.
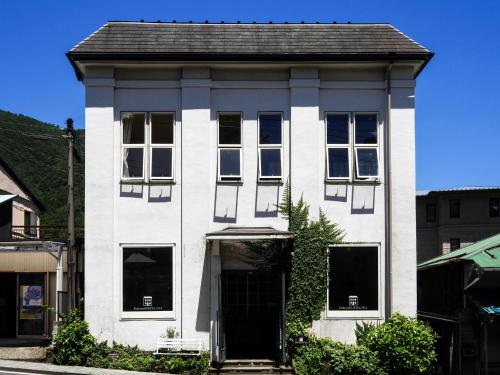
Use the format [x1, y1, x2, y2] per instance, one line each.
[67, 21, 433, 80]
[0, 157, 45, 212]
[418, 233, 500, 270]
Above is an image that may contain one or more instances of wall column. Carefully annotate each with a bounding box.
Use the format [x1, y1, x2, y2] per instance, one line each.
[84, 67, 115, 341]
[289, 68, 321, 219]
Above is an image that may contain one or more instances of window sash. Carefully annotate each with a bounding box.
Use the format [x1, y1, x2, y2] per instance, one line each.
[218, 148, 242, 180]
[258, 113, 283, 147]
[326, 113, 350, 146]
[326, 147, 351, 180]
[149, 146, 174, 180]
[122, 112, 146, 146]
[122, 146, 145, 180]
[355, 147, 379, 179]
[218, 112, 242, 146]
[354, 113, 378, 146]
[150, 112, 175, 146]
[259, 148, 283, 179]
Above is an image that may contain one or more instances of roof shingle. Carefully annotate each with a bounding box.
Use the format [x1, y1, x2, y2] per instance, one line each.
[69, 22, 431, 57]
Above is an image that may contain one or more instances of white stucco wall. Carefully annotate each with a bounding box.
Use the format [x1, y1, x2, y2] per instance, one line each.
[83, 64, 418, 351]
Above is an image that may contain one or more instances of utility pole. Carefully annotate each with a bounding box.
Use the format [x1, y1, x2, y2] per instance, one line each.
[65, 118, 76, 311]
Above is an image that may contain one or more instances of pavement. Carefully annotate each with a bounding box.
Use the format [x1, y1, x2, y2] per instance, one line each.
[0, 360, 173, 375]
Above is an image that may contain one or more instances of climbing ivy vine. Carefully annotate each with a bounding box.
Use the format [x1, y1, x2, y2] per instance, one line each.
[278, 184, 344, 329]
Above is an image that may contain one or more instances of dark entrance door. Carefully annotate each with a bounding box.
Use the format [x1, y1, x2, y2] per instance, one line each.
[0, 273, 16, 338]
[222, 270, 279, 359]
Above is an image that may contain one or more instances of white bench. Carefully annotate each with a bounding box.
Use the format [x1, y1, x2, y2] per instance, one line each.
[153, 338, 203, 356]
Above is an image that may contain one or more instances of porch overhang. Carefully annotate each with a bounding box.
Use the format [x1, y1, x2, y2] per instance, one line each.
[206, 226, 291, 241]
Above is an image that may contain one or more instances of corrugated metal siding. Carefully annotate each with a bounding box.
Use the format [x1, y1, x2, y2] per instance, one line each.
[0, 252, 67, 272]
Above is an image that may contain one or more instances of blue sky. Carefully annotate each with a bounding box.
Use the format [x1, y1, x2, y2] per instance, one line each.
[0, 0, 499, 190]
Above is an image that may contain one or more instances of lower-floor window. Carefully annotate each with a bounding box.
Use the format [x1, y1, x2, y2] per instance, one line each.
[328, 246, 378, 312]
[123, 246, 173, 312]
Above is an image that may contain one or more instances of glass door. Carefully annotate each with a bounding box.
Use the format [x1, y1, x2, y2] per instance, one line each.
[17, 273, 45, 337]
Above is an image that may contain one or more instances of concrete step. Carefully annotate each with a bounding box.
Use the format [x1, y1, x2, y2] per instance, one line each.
[211, 359, 293, 374]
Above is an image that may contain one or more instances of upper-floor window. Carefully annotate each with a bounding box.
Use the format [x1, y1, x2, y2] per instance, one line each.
[218, 113, 242, 181]
[489, 198, 499, 217]
[122, 112, 175, 181]
[449, 199, 460, 218]
[426, 203, 437, 222]
[258, 113, 282, 180]
[325, 113, 379, 181]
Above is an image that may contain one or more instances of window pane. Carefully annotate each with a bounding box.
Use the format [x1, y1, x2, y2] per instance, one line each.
[449, 199, 460, 218]
[151, 113, 174, 144]
[220, 149, 241, 177]
[450, 238, 461, 251]
[489, 198, 499, 217]
[426, 203, 437, 222]
[356, 149, 378, 177]
[328, 148, 349, 178]
[123, 113, 145, 144]
[123, 247, 173, 312]
[123, 148, 143, 178]
[355, 114, 377, 144]
[151, 148, 173, 178]
[259, 114, 282, 145]
[260, 149, 281, 177]
[326, 114, 349, 144]
[329, 247, 378, 311]
[219, 114, 241, 145]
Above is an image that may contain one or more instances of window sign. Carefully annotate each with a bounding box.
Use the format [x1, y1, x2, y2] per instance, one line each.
[20, 285, 43, 320]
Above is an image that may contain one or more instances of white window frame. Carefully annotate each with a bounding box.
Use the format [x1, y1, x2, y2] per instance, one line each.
[353, 113, 380, 181]
[217, 112, 243, 181]
[258, 112, 283, 181]
[149, 112, 175, 181]
[121, 112, 146, 181]
[325, 112, 351, 181]
[120, 243, 176, 320]
[326, 243, 382, 319]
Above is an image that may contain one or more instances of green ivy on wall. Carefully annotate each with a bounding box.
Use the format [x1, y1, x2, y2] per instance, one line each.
[278, 184, 344, 328]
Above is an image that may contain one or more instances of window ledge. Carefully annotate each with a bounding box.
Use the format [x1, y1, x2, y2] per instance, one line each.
[325, 314, 383, 320]
[324, 179, 381, 186]
[121, 180, 176, 185]
[217, 179, 244, 185]
[258, 179, 284, 185]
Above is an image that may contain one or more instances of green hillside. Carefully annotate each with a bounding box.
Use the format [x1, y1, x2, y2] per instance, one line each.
[0, 109, 84, 226]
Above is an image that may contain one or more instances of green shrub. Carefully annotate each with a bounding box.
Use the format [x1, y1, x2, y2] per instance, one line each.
[293, 336, 386, 375]
[50, 309, 97, 366]
[355, 321, 377, 347]
[364, 313, 437, 375]
[154, 352, 210, 374]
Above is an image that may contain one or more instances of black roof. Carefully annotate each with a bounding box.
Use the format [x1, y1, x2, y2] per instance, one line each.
[68, 22, 433, 78]
[0, 157, 45, 213]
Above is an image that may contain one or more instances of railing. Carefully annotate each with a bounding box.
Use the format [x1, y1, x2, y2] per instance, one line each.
[10, 225, 84, 242]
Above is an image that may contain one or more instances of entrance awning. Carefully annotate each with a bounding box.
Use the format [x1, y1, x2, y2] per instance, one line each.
[206, 226, 291, 241]
[0, 194, 16, 205]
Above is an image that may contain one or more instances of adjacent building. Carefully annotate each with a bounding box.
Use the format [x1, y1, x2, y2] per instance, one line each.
[418, 234, 500, 375]
[0, 156, 63, 338]
[417, 187, 500, 263]
[67, 21, 433, 364]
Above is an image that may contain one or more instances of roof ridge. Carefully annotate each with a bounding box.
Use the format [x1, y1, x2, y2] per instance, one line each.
[105, 20, 393, 26]
[70, 23, 109, 52]
[387, 24, 430, 53]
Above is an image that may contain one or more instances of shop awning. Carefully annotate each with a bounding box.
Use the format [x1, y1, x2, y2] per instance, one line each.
[418, 233, 500, 271]
[206, 226, 291, 241]
[0, 194, 16, 205]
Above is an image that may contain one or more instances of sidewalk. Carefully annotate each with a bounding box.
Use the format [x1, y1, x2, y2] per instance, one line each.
[0, 359, 172, 375]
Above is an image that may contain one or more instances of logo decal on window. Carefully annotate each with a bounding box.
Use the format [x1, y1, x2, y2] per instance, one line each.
[348, 295, 358, 307]
[143, 296, 153, 307]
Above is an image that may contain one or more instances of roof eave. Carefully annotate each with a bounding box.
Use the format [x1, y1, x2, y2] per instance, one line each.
[67, 51, 433, 81]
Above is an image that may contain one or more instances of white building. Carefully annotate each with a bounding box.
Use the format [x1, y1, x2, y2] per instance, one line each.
[67, 22, 433, 364]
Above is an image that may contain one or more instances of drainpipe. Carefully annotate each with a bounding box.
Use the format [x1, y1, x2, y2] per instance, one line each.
[384, 60, 393, 320]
